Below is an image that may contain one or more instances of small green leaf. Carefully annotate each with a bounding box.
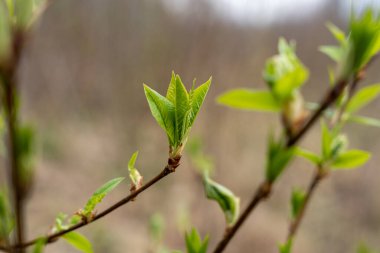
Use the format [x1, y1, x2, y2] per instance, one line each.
[348, 115, 380, 128]
[266, 134, 295, 183]
[188, 77, 211, 128]
[82, 177, 124, 217]
[32, 238, 47, 253]
[279, 238, 293, 253]
[0, 189, 13, 240]
[349, 8, 380, 71]
[173, 75, 190, 144]
[185, 228, 209, 253]
[331, 150, 371, 169]
[203, 176, 240, 226]
[346, 84, 380, 113]
[144, 84, 176, 146]
[217, 89, 281, 112]
[295, 147, 321, 165]
[63, 232, 94, 253]
[128, 151, 142, 189]
[319, 46, 344, 62]
[291, 189, 306, 219]
[326, 22, 347, 45]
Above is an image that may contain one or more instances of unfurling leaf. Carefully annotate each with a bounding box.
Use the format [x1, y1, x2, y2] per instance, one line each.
[331, 150, 371, 169]
[203, 176, 240, 226]
[185, 228, 209, 253]
[266, 134, 295, 183]
[128, 151, 143, 192]
[217, 89, 280, 112]
[63, 232, 94, 253]
[291, 189, 306, 219]
[82, 177, 124, 218]
[144, 72, 211, 157]
[15, 0, 34, 29]
[263, 38, 309, 102]
[326, 22, 347, 45]
[346, 84, 380, 113]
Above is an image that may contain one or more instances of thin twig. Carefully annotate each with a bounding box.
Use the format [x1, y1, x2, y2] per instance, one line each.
[286, 169, 326, 241]
[2, 157, 180, 251]
[212, 77, 352, 253]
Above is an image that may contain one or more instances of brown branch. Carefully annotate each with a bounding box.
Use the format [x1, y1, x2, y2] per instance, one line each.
[1, 157, 180, 251]
[0, 31, 26, 253]
[286, 169, 326, 242]
[212, 77, 353, 253]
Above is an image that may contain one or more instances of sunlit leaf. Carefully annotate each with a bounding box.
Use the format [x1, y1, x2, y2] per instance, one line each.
[331, 150, 371, 169]
[319, 46, 344, 62]
[326, 22, 347, 45]
[217, 89, 281, 112]
[63, 232, 93, 253]
[279, 238, 293, 253]
[144, 84, 176, 146]
[346, 84, 380, 113]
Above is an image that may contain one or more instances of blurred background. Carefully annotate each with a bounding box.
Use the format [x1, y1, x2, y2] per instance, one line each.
[13, 0, 380, 252]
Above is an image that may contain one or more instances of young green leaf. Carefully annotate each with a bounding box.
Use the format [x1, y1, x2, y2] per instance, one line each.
[185, 228, 209, 253]
[295, 147, 321, 165]
[217, 89, 281, 112]
[349, 8, 380, 72]
[188, 77, 211, 127]
[82, 177, 124, 217]
[326, 22, 347, 45]
[144, 73, 211, 156]
[319, 46, 345, 62]
[331, 150, 371, 169]
[291, 189, 306, 219]
[346, 84, 380, 113]
[263, 38, 309, 102]
[144, 84, 176, 146]
[357, 242, 378, 253]
[266, 134, 295, 183]
[63, 232, 94, 253]
[203, 176, 240, 226]
[348, 115, 380, 128]
[32, 238, 47, 253]
[279, 238, 293, 253]
[128, 151, 143, 191]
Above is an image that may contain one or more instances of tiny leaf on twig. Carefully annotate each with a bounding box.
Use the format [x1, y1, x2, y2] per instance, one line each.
[331, 150, 371, 169]
[185, 228, 209, 253]
[63, 232, 94, 253]
[128, 151, 143, 192]
[82, 177, 125, 218]
[291, 189, 306, 219]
